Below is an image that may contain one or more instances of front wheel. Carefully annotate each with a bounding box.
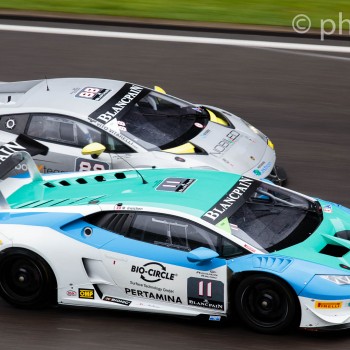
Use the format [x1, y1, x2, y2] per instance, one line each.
[234, 274, 299, 334]
[0, 249, 56, 309]
[267, 165, 287, 186]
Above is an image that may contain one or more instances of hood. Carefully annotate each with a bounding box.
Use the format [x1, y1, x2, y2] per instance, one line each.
[190, 121, 275, 176]
[277, 200, 350, 272]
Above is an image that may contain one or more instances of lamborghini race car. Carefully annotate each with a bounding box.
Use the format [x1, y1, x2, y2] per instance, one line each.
[0, 139, 349, 333]
[0, 78, 285, 184]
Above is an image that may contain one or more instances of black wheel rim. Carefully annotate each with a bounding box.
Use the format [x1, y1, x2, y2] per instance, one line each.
[240, 280, 289, 328]
[0, 256, 44, 302]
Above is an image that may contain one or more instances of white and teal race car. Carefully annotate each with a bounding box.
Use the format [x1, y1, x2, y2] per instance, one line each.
[0, 137, 349, 334]
[0, 78, 285, 184]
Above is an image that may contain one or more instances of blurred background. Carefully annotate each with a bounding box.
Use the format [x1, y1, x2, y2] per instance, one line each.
[1, 0, 350, 28]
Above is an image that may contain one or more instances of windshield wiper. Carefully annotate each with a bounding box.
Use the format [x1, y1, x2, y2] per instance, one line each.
[254, 189, 309, 210]
[141, 112, 208, 119]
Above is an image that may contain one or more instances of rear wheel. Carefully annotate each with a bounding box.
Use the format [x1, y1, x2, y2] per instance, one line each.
[0, 249, 56, 308]
[234, 274, 299, 334]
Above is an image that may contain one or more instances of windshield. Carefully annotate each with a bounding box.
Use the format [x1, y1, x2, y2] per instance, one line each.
[202, 179, 323, 253]
[118, 91, 210, 149]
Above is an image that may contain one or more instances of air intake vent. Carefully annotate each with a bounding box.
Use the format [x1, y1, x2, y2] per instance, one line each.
[253, 256, 292, 272]
[320, 244, 349, 257]
[115, 173, 126, 179]
[94, 176, 105, 182]
[76, 178, 87, 184]
[335, 231, 350, 240]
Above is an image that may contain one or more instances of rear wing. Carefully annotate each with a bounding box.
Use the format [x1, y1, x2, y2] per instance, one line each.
[0, 134, 48, 208]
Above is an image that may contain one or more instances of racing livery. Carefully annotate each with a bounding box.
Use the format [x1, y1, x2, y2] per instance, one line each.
[0, 78, 285, 184]
[0, 144, 349, 333]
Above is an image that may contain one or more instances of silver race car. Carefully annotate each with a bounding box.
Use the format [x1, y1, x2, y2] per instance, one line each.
[0, 78, 286, 184]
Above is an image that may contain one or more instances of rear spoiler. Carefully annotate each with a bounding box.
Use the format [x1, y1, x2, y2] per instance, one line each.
[0, 134, 48, 181]
[0, 134, 48, 208]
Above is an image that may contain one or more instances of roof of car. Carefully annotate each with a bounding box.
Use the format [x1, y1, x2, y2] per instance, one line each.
[0, 78, 130, 118]
[6, 168, 242, 218]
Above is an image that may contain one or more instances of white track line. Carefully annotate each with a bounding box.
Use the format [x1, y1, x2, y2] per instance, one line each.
[260, 47, 350, 61]
[1, 24, 350, 53]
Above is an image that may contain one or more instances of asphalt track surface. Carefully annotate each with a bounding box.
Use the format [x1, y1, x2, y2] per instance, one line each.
[0, 18, 350, 349]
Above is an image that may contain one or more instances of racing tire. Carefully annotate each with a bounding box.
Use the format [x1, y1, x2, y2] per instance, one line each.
[234, 274, 299, 334]
[267, 165, 288, 187]
[0, 249, 56, 309]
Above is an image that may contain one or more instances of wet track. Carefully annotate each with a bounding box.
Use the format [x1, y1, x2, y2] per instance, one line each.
[0, 18, 350, 348]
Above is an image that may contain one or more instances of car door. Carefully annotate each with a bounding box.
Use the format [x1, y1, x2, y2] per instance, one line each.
[88, 211, 244, 315]
[26, 114, 113, 173]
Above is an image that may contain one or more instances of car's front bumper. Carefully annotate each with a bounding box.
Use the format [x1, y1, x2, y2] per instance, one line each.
[299, 295, 350, 329]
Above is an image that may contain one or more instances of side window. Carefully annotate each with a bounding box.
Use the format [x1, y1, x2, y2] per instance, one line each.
[127, 214, 220, 252]
[76, 121, 103, 147]
[221, 237, 245, 258]
[0, 114, 30, 134]
[27, 114, 103, 147]
[105, 133, 135, 153]
[85, 211, 247, 258]
[84, 211, 132, 235]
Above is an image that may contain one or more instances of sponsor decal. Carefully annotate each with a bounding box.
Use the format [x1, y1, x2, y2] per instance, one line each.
[66, 290, 77, 297]
[213, 130, 239, 154]
[323, 204, 333, 213]
[226, 130, 239, 141]
[222, 158, 234, 167]
[79, 289, 95, 299]
[209, 315, 221, 321]
[254, 161, 271, 176]
[187, 277, 224, 310]
[200, 129, 211, 139]
[14, 162, 63, 174]
[116, 120, 127, 132]
[89, 84, 146, 128]
[243, 244, 257, 253]
[195, 270, 218, 280]
[5, 119, 16, 130]
[137, 302, 161, 309]
[315, 301, 342, 309]
[257, 161, 266, 169]
[125, 288, 182, 304]
[202, 177, 258, 225]
[194, 122, 204, 128]
[0, 141, 26, 165]
[114, 205, 144, 211]
[156, 178, 195, 193]
[75, 158, 110, 172]
[131, 262, 176, 283]
[130, 281, 174, 294]
[103, 296, 131, 306]
[88, 117, 135, 144]
[76, 87, 111, 101]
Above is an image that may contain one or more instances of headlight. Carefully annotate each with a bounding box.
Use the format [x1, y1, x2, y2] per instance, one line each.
[240, 119, 267, 142]
[267, 139, 274, 150]
[320, 275, 350, 285]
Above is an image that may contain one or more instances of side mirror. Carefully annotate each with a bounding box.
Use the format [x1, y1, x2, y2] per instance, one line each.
[187, 247, 219, 263]
[154, 85, 166, 94]
[82, 142, 106, 159]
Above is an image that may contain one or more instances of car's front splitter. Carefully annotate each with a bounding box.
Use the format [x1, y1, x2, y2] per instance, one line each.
[299, 296, 350, 329]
